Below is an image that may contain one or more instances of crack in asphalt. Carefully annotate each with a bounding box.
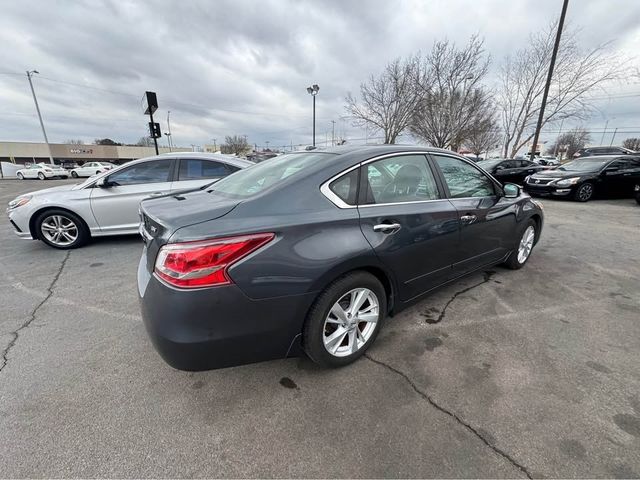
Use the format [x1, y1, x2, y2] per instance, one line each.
[0, 251, 70, 374]
[426, 270, 496, 324]
[364, 353, 533, 479]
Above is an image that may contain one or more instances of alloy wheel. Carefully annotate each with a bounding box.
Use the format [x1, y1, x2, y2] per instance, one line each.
[323, 288, 379, 357]
[38, 172, 45, 180]
[40, 215, 79, 247]
[578, 184, 593, 201]
[517, 225, 535, 264]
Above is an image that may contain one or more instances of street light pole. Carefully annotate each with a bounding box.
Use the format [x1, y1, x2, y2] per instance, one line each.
[306, 84, 320, 147]
[26, 70, 54, 165]
[599, 119, 609, 146]
[331, 120, 335, 146]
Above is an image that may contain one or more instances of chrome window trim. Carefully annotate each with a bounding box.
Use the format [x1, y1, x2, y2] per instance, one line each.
[320, 151, 442, 209]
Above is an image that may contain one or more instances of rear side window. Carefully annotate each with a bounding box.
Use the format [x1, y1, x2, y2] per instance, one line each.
[178, 159, 235, 180]
[362, 154, 440, 205]
[329, 169, 359, 205]
[433, 155, 496, 198]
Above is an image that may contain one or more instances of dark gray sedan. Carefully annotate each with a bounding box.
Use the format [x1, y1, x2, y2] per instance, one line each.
[138, 145, 544, 371]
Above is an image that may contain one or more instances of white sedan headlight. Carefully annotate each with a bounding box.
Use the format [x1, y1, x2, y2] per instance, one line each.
[7, 195, 32, 210]
[553, 177, 581, 187]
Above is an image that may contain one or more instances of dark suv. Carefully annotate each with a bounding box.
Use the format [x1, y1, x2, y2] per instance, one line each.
[573, 146, 634, 158]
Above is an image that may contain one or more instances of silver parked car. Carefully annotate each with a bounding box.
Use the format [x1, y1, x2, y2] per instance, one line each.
[70, 161, 117, 178]
[16, 163, 69, 180]
[7, 152, 252, 249]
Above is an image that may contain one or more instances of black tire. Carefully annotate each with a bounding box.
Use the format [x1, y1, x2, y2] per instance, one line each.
[60, 176, 68, 179]
[503, 219, 537, 270]
[574, 182, 594, 202]
[35, 209, 90, 249]
[38, 172, 46, 180]
[303, 271, 386, 368]
[96, 171, 101, 175]
[17, 172, 24, 180]
[71, 171, 78, 178]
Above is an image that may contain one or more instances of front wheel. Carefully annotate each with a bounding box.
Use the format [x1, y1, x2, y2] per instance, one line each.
[574, 182, 594, 202]
[503, 219, 536, 270]
[35, 209, 89, 249]
[303, 271, 386, 368]
[17, 172, 24, 180]
[71, 171, 78, 178]
[38, 172, 46, 180]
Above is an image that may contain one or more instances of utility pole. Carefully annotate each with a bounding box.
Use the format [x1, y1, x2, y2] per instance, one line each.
[212, 138, 217, 152]
[331, 120, 336, 146]
[530, 0, 569, 159]
[26, 70, 54, 165]
[599, 119, 609, 146]
[554, 118, 564, 157]
[166, 110, 173, 152]
[609, 127, 618, 147]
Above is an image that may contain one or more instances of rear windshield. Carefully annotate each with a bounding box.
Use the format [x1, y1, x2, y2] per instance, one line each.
[210, 152, 336, 198]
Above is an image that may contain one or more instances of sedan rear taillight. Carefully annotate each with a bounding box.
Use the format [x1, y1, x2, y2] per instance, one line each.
[154, 233, 275, 288]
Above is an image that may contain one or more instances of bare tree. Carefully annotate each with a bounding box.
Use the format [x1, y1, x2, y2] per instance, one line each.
[547, 127, 591, 159]
[498, 24, 622, 158]
[221, 135, 250, 156]
[464, 114, 501, 157]
[135, 136, 154, 147]
[345, 56, 421, 144]
[64, 139, 84, 145]
[622, 138, 640, 151]
[409, 35, 492, 150]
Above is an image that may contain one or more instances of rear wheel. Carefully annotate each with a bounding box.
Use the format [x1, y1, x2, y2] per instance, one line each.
[71, 171, 78, 178]
[574, 182, 594, 202]
[503, 219, 536, 270]
[17, 172, 24, 180]
[303, 271, 386, 367]
[38, 172, 45, 180]
[35, 209, 89, 249]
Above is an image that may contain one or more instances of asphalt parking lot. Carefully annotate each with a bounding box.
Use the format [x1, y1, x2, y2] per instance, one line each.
[0, 178, 639, 478]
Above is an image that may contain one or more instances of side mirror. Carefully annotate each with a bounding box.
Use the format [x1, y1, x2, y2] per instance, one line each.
[604, 167, 619, 175]
[495, 165, 505, 171]
[503, 183, 520, 198]
[96, 177, 113, 188]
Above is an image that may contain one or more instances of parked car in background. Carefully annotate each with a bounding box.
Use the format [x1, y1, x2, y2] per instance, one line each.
[573, 146, 634, 158]
[137, 145, 544, 371]
[16, 163, 69, 180]
[6, 152, 252, 249]
[70, 161, 116, 178]
[534, 155, 560, 166]
[477, 158, 546, 185]
[524, 155, 640, 201]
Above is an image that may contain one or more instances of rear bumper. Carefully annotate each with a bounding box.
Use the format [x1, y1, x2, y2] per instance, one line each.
[137, 253, 316, 371]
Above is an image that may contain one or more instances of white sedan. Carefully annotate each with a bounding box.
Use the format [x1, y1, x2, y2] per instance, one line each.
[70, 161, 116, 178]
[16, 163, 69, 180]
[7, 152, 252, 249]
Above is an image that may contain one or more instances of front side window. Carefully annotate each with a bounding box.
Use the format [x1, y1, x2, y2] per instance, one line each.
[434, 155, 496, 198]
[362, 155, 439, 204]
[179, 159, 234, 180]
[108, 160, 172, 186]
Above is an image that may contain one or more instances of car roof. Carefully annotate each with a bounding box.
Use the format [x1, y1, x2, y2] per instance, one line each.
[158, 151, 254, 168]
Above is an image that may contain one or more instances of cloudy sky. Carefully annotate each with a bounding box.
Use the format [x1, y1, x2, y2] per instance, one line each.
[1, 0, 639, 151]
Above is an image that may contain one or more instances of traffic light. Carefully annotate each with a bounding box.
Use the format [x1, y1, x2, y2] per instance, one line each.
[148, 122, 162, 139]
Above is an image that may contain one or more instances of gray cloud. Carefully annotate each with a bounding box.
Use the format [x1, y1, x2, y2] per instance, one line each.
[0, 0, 639, 149]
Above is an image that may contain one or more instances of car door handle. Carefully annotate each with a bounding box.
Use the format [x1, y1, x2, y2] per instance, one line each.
[149, 192, 164, 197]
[527, 170, 534, 173]
[460, 214, 477, 224]
[373, 223, 401, 233]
